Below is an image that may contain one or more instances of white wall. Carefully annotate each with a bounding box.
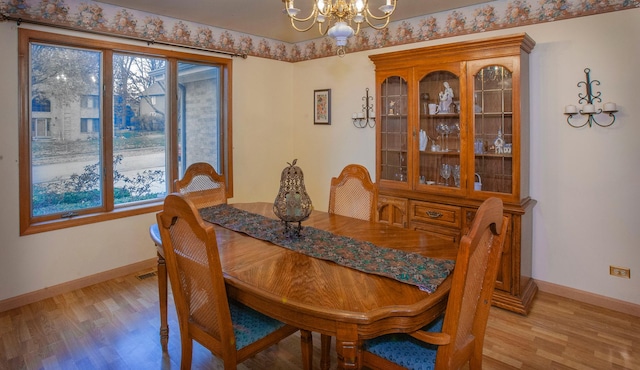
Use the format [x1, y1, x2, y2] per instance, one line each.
[1, 9, 638, 306]
[289, 9, 640, 305]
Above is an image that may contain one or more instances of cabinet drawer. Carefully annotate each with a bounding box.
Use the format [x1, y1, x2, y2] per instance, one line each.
[410, 201, 462, 228]
[411, 222, 460, 245]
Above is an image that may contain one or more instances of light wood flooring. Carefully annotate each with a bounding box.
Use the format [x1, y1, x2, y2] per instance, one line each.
[1, 269, 638, 369]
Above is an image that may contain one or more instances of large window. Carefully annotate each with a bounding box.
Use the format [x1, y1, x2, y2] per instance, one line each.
[19, 29, 232, 235]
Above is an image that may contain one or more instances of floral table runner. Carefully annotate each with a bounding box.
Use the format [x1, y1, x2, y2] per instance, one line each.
[200, 204, 455, 293]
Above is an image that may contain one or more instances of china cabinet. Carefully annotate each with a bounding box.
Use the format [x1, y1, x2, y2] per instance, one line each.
[370, 34, 537, 314]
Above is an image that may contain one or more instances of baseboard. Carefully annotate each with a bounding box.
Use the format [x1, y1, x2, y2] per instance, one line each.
[0, 258, 157, 313]
[535, 279, 640, 317]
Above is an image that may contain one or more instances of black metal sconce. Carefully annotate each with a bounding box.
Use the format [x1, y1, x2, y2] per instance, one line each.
[352, 88, 376, 128]
[564, 68, 618, 128]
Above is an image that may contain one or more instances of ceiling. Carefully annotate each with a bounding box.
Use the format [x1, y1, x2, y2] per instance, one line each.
[96, 0, 490, 44]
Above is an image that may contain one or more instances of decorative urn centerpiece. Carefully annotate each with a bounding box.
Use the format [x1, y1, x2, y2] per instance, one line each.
[273, 159, 313, 236]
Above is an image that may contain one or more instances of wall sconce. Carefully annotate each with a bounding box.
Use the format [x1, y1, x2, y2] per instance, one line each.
[564, 68, 618, 128]
[352, 88, 375, 128]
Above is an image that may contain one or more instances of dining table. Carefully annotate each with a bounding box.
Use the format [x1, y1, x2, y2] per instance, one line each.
[154, 202, 458, 369]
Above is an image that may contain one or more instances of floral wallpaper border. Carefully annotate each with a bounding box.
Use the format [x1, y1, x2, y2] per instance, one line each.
[1, 0, 638, 62]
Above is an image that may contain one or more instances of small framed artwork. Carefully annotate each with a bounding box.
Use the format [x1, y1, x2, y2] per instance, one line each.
[314, 89, 331, 125]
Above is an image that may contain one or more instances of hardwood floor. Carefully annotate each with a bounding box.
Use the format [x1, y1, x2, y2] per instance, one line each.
[0, 269, 638, 369]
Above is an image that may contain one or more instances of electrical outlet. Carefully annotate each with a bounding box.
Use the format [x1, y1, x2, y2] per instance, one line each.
[610, 266, 630, 279]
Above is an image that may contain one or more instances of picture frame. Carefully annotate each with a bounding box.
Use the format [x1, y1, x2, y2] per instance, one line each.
[314, 89, 331, 125]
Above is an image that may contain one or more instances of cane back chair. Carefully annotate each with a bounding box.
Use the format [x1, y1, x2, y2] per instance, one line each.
[150, 162, 227, 350]
[361, 197, 508, 370]
[157, 193, 312, 369]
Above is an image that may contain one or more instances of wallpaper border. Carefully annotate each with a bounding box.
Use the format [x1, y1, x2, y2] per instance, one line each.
[1, 0, 639, 62]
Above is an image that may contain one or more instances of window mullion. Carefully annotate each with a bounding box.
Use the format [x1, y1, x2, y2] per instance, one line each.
[103, 50, 115, 210]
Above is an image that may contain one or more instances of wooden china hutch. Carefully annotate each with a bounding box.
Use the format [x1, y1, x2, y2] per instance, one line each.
[370, 34, 537, 314]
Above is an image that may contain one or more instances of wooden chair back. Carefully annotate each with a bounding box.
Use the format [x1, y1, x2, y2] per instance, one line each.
[174, 162, 227, 208]
[361, 197, 508, 370]
[157, 193, 306, 369]
[328, 164, 376, 221]
[436, 197, 507, 369]
[157, 193, 236, 367]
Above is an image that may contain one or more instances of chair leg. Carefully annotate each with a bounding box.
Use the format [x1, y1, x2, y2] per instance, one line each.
[157, 251, 169, 351]
[320, 334, 332, 370]
[300, 330, 313, 370]
[180, 338, 193, 370]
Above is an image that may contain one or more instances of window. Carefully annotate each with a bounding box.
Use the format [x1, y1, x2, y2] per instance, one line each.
[80, 118, 100, 133]
[19, 29, 232, 235]
[81, 95, 99, 108]
[32, 97, 51, 112]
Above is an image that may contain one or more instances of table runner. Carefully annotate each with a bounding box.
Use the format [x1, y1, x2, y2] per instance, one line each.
[200, 204, 455, 293]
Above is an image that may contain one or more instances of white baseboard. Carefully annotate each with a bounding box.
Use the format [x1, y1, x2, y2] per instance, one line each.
[0, 258, 157, 313]
[535, 279, 640, 317]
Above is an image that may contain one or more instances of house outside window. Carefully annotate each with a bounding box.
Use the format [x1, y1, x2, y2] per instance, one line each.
[19, 29, 233, 235]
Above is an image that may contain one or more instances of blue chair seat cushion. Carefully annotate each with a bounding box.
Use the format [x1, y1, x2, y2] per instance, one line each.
[363, 316, 444, 370]
[149, 223, 162, 246]
[229, 300, 288, 350]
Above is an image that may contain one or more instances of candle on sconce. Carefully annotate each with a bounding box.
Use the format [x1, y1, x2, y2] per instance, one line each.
[564, 105, 578, 114]
[603, 102, 617, 112]
[582, 104, 595, 114]
[352, 113, 358, 119]
[357, 112, 364, 119]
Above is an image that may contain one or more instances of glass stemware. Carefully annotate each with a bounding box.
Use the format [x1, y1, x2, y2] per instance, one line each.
[451, 122, 461, 152]
[452, 165, 460, 187]
[440, 163, 451, 186]
[436, 122, 450, 151]
[395, 153, 406, 181]
[443, 124, 451, 151]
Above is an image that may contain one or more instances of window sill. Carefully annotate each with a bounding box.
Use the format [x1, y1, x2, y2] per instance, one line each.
[20, 201, 164, 236]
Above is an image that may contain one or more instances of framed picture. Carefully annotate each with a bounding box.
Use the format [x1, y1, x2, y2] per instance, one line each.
[314, 89, 331, 125]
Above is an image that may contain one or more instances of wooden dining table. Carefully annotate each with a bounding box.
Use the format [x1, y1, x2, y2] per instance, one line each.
[154, 202, 458, 369]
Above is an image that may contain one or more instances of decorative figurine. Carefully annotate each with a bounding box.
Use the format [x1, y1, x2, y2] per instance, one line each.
[439, 82, 454, 113]
[494, 129, 505, 154]
[388, 100, 396, 115]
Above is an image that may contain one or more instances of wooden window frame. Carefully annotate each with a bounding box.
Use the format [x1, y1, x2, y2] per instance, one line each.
[18, 28, 233, 235]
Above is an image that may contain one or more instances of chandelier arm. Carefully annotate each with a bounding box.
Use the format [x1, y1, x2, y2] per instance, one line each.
[288, 9, 318, 23]
[353, 22, 361, 35]
[289, 17, 319, 32]
[318, 22, 330, 36]
[364, 16, 391, 30]
[364, 0, 396, 20]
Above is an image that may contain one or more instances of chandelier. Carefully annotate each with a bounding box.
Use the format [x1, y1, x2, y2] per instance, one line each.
[283, 0, 397, 56]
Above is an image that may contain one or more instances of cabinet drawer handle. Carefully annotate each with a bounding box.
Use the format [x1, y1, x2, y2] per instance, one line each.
[426, 211, 443, 218]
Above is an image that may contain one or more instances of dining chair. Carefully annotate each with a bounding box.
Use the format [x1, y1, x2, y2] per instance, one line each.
[157, 193, 313, 369]
[150, 162, 227, 351]
[328, 163, 377, 221]
[361, 197, 508, 370]
[321, 164, 377, 368]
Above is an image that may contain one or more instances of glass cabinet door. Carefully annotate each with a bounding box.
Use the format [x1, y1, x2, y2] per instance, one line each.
[379, 76, 408, 183]
[417, 70, 462, 189]
[472, 64, 513, 194]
